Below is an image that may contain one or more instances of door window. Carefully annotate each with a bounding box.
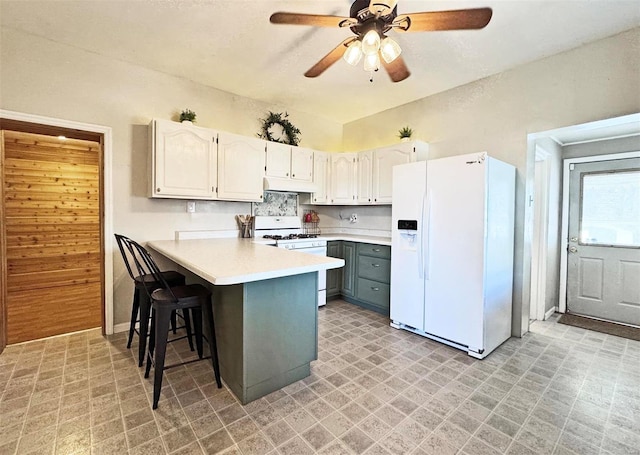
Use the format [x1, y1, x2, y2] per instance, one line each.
[579, 170, 640, 247]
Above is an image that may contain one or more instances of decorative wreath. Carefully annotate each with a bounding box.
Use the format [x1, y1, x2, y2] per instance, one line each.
[258, 111, 301, 146]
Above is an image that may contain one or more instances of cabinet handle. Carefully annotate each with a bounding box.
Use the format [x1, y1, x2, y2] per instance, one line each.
[372, 248, 381, 252]
[371, 287, 380, 291]
[292, 174, 295, 177]
[157, 188, 161, 192]
[286, 173, 289, 176]
[372, 263, 380, 268]
[260, 195, 263, 199]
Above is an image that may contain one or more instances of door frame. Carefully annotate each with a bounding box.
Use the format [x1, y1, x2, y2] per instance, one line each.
[558, 150, 640, 313]
[0, 109, 114, 346]
[530, 145, 551, 322]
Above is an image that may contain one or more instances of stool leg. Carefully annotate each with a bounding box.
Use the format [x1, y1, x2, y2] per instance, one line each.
[182, 309, 195, 352]
[170, 310, 177, 334]
[138, 292, 152, 368]
[127, 289, 140, 349]
[151, 306, 172, 410]
[203, 300, 222, 388]
[191, 308, 204, 359]
[144, 308, 156, 379]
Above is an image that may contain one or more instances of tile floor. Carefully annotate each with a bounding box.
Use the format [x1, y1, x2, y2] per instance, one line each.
[1, 300, 639, 455]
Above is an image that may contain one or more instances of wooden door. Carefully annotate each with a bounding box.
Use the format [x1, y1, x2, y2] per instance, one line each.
[1, 130, 103, 344]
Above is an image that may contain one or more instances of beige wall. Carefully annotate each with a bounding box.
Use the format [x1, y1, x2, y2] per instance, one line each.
[0, 27, 344, 326]
[342, 28, 640, 336]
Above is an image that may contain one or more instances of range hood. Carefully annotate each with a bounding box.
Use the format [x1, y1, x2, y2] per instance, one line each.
[263, 177, 318, 193]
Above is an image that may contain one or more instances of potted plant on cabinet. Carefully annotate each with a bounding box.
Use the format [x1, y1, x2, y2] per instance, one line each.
[398, 126, 413, 142]
[179, 109, 197, 124]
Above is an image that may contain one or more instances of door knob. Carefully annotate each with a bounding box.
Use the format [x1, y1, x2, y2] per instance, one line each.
[569, 246, 578, 253]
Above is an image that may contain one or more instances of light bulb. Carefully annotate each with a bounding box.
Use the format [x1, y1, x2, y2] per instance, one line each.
[380, 36, 401, 63]
[363, 53, 380, 72]
[343, 40, 363, 66]
[361, 30, 381, 56]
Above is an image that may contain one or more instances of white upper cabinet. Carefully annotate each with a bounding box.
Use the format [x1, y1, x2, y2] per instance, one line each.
[372, 141, 429, 204]
[149, 119, 217, 199]
[330, 153, 357, 204]
[291, 147, 314, 182]
[265, 142, 291, 178]
[357, 151, 374, 204]
[311, 151, 330, 204]
[217, 132, 265, 202]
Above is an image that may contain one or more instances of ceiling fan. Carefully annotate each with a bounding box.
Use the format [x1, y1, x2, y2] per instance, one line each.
[270, 0, 492, 82]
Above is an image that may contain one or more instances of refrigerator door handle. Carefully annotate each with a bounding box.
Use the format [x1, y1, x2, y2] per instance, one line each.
[418, 191, 426, 279]
[424, 191, 432, 280]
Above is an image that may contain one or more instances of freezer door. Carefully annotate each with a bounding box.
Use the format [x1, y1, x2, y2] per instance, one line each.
[424, 155, 486, 349]
[390, 161, 427, 331]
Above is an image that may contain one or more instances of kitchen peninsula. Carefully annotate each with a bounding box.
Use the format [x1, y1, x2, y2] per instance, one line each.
[147, 238, 344, 404]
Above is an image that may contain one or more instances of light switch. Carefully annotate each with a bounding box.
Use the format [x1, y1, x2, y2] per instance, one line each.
[187, 201, 196, 213]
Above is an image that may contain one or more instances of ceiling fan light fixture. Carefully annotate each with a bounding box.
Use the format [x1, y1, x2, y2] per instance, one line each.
[380, 36, 401, 63]
[361, 29, 381, 55]
[343, 40, 363, 66]
[363, 52, 380, 72]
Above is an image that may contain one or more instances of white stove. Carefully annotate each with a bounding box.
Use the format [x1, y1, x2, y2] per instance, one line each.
[253, 216, 327, 306]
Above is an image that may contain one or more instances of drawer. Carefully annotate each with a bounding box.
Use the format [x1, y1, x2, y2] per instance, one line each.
[356, 277, 390, 309]
[357, 256, 390, 283]
[357, 243, 391, 259]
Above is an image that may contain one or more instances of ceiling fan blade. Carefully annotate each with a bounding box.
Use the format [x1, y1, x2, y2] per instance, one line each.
[304, 38, 357, 78]
[382, 55, 410, 82]
[369, 0, 398, 16]
[393, 8, 492, 32]
[270, 12, 356, 28]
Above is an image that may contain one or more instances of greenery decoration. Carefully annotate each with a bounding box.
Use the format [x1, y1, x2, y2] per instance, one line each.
[398, 126, 413, 139]
[179, 109, 197, 123]
[258, 111, 301, 146]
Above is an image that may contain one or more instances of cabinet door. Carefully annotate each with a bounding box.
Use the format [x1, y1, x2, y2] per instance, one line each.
[152, 119, 217, 199]
[357, 151, 373, 204]
[326, 241, 342, 297]
[312, 151, 329, 204]
[373, 144, 415, 204]
[217, 132, 265, 202]
[330, 153, 357, 204]
[265, 142, 291, 178]
[341, 242, 356, 297]
[291, 147, 314, 182]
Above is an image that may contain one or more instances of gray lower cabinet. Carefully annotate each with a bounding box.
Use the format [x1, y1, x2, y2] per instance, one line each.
[326, 240, 391, 315]
[326, 241, 342, 298]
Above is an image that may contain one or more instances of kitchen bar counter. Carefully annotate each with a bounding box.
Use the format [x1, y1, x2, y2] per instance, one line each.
[147, 238, 343, 404]
[148, 238, 343, 285]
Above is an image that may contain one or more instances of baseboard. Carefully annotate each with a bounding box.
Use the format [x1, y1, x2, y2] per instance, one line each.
[113, 322, 132, 334]
[544, 306, 557, 321]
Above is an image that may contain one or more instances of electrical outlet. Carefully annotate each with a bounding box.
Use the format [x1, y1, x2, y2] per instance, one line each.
[187, 201, 196, 213]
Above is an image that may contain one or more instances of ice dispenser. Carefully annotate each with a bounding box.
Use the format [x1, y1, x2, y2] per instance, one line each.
[397, 220, 418, 250]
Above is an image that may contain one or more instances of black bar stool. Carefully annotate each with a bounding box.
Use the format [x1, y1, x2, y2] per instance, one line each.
[128, 240, 222, 409]
[115, 234, 193, 366]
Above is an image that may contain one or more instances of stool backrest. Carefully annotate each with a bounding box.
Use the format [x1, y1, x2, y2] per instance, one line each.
[114, 234, 179, 303]
[114, 233, 138, 281]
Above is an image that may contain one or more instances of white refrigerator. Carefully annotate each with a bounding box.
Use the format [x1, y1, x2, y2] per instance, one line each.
[390, 152, 515, 359]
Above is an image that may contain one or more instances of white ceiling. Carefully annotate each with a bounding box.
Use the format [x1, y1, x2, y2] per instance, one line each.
[2, 0, 639, 123]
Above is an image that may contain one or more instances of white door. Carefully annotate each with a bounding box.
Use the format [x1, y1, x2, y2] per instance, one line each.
[566, 158, 640, 326]
[357, 151, 373, 204]
[390, 161, 426, 331]
[373, 145, 415, 204]
[291, 147, 314, 182]
[330, 153, 357, 204]
[153, 119, 217, 199]
[312, 152, 329, 204]
[265, 142, 291, 178]
[217, 132, 265, 202]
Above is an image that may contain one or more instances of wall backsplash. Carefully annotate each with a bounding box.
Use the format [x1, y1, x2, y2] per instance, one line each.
[303, 205, 393, 237]
[253, 191, 298, 216]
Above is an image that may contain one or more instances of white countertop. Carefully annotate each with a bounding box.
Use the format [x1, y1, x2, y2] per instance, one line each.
[148, 238, 344, 286]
